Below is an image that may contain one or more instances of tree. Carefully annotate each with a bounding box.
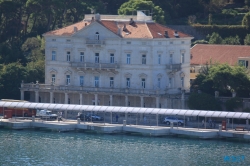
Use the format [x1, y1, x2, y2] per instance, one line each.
[118, 0, 165, 24]
[191, 64, 250, 97]
[0, 62, 27, 99]
[242, 12, 250, 28]
[187, 93, 221, 110]
[222, 35, 241, 45]
[244, 34, 250, 45]
[208, 32, 223, 44]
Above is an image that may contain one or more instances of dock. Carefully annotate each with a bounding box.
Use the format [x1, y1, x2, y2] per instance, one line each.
[1, 118, 250, 141]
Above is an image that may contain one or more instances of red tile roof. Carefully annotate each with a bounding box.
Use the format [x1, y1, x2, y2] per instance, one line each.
[44, 20, 192, 39]
[191, 44, 250, 65]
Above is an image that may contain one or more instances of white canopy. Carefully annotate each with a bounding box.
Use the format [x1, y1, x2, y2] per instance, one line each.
[0, 101, 250, 119]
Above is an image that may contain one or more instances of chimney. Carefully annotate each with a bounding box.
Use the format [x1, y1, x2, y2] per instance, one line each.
[74, 26, 78, 33]
[129, 18, 135, 25]
[85, 23, 87, 26]
[117, 27, 122, 36]
[91, 17, 95, 22]
[95, 13, 100, 21]
[123, 24, 127, 31]
[164, 31, 169, 38]
[174, 31, 179, 37]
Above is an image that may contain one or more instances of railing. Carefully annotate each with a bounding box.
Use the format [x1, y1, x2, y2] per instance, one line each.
[84, 14, 138, 21]
[86, 39, 105, 45]
[71, 62, 120, 69]
[21, 84, 166, 95]
[166, 64, 181, 71]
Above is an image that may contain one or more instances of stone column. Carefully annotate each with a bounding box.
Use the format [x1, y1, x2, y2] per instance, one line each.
[79, 93, 83, 105]
[35, 91, 39, 103]
[50, 91, 54, 103]
[64, 92, 68, 104]
[140, 96, 144, 121]
[156, 114, 159, 126]
[21, 90, 24, 100]
[156, 96, 160, 108]
[95, 94, 98, 105]
[181, 90, 185, 109]
[110, 95, 113, 106]
[140, 96, 144, 107]
[125, 95, 128, 107]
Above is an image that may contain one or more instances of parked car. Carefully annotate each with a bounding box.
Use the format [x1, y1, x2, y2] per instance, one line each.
[163, 117, 184, 126]
[79, 113, 103, 121]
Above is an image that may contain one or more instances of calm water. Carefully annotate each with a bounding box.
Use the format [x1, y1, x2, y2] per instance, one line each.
[0, 129, 249, 166]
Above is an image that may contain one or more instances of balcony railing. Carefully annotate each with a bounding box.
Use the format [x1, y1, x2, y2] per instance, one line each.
[21, 84, 167, 96]
[71, 62, 120, 70]
[86, 39, 105, 45]
[166, 64, 181, 71]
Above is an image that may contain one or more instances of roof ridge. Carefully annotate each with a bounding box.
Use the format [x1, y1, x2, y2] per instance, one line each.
[145, 22, 153, 38]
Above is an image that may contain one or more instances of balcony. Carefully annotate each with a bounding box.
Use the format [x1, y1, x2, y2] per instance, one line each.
[166, 63, 181, 72]
[86, 39, 105, 45]
[21, 84, 168, 96]
[71, 62, 120, 70]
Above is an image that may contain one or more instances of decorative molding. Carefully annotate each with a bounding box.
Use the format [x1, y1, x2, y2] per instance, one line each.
[124, 72, 132, 78]
[139, 73, 147, 78]
[77, 48, 86, 51]
[49, 68, 58, 74]
[180, 49, 186, 53]
[64, 69, 72, 75]
[108, 49, 116, 53]
[180, 72, 185, 77]
[169, 50, 174, 54]
[157, 51, 163, 54]
[157, 73, 163, 78]
[124, 50, 132, 53]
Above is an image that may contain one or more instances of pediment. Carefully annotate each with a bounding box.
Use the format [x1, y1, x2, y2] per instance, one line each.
[124, 73, 132, 78]
[64, 70, 72, 75]
[49, 68, 58, 74]
[72, 21, 121, 39]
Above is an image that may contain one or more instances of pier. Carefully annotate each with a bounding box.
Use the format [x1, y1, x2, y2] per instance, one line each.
[1, 118, 250, 141]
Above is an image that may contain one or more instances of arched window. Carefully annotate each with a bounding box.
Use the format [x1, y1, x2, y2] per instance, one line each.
[95, 32, 99, 40]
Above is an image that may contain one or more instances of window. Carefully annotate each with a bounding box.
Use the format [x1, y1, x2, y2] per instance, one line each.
[52, 51, 56, 61]
[80, 76, 84, 86]
[126, 41, 131, 44]
[181, 53, 184, 63]
[170, 41, 173, 44]
[52, 74, 56, 84]
[67, 51, 71, 61]
[170, 54, 173, 64]
[157, 78, 161, 88]
[52, 39, 56, 41]
[127, 54, 131, 64]
[110, 77, 114, 87]
[181, 41, 185, 44]
[66, 75, 70, 85]
[95, 53, 99, 63]
[80, 52, 84, 62]
[53, 98, 56, 103]
[239, 60, 249, 68]
[128, 101, 130, 106]
[141, 78, 146, 88]
[68, 98, 70, 104]
[95, 32, 99, 40]
[126, 78, 130, 88]
[94, 76, 99, 87]
[66, 39, 71, 42]
[181, 77, 184, 87]
[158, 55, 161, 64]
[142, 55, 146, 64]
[110, 54, 114, 63]
[169, 78, 172, 88]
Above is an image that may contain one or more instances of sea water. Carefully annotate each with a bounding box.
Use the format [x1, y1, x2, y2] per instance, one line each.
[0, 129, 249, 166]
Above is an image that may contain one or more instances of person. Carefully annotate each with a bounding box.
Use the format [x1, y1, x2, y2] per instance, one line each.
[115, 114, 118, 123]
[202, 119, 204, 127]
[58, 111, 62, 122]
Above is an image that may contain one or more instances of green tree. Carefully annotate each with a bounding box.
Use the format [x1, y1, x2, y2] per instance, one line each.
[187, 93, 221, 110]
[244, 34, 250, 45]
[225, 97, 243, 111]
[0, 62, 27, 99]
[191, 64, 250, 97]
[242, 12, 250, 28]
[208, 32, 223, 44]
[118, 0, 165, 24]
[222, 35, 241, 45]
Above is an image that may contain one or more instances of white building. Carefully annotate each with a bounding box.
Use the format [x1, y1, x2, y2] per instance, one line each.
[20, 11, 193, 108]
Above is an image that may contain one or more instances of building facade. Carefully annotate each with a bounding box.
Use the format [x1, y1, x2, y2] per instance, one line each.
[20, 11, 193, 108]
